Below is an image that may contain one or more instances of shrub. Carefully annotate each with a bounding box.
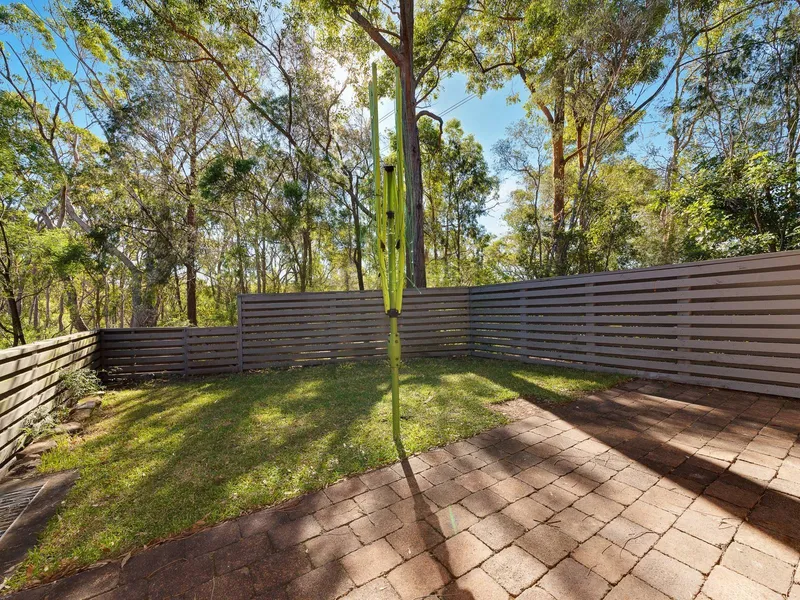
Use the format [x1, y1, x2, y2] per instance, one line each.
[60, 368, 104, 404]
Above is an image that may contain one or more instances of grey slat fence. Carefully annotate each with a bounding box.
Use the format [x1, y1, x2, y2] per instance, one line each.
[238, 287, 470, 370]
[0, 331, 100, 470]
[471, 250, 800, 398]
[4, 250, 799, 474]
[102, 326, 239, 383]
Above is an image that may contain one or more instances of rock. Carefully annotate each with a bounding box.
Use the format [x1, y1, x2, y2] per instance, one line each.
[55, 422, 83, 435]
[72, 399, 101, 411]
[70, 408, 93, 422]
[9, 457, 41, 477]
[20, 439, 57, 456]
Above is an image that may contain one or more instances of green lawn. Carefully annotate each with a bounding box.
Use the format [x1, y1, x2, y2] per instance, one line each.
[16, 357, 625, 586]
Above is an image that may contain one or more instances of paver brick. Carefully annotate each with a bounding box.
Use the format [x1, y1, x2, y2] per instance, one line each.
[516, 587, 557, 600]
[614, 466, 659, 491]
[506, 450, 544, 469]
[489, 477, 533, 502]
[341, 577, 400, 600]
[286, 561, 354, 600]
[594, 479, 642, 506]
[605, 575, 670, 600]
[353, 486, 402, 513]
[481, 459, 522, 481]
[445, 440, 479, 457]
[269, 515, 322, 550]
[539, 558, 610, 600]
[349, 507, 402, 543]
[251, 546, 312, 591]
[388, 473, 433, 499]
[530, 483, 578, 512]
[621, 499, 677, 533]
[450, 455, 488, 473]
[461, 489, 509, 517]
[418, 449, 455, 467]
[305, 526, 361, 567]
[387, 495, 438, 523]
[442, 567, 510, 600]
[341, 539, 403, 586]
[516, 524, 577, 567]
[421, 463, 461, 485]
[433, 531, 493, 577]
[573, 491, 624, 522]
[654, 528, 721, 574]
[482, 545, 546, 595]
[454, 469, 497, 492]
[599, 517, 659, 557]
[424, 481, 471, 507]
[325, 478, 369, 504]
[360, 467, 401, 490]
[721, 541, 794, 594]
[703, 565, 784, 600]
[733, 522, 800, 565]
[500, 496, 553, 529]
[149, 553, 213, 599]
[572, 535, 637, 584]
[468, 512, 525, 550]
[548, 507, 603, 542]
[673, 509, 738, 547]
[386, 552, 451, 600]
[315, 499, 363, 531]
[213, 532, 272, 575]
[516, 466, 558, 489]
[426, 504, 479, 537]
[633, 550, 704, 600]
[386, 521, 443, 558]
[184, 567, 254, 600]
[184, 521, 240, 558]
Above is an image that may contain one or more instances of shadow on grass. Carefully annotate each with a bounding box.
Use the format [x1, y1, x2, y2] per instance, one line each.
[18, 356, 622, 585]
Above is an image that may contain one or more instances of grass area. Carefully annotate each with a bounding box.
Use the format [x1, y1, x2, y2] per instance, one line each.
[15, 357, 625, 586]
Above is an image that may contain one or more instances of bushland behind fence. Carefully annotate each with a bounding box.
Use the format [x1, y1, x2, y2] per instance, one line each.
[3, 250, 800, 471]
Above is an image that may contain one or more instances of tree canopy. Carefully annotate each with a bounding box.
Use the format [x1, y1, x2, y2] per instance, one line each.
[0, 0, 796, 346]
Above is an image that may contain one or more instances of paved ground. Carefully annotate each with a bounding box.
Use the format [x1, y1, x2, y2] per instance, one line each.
[5, 379, 800, 600]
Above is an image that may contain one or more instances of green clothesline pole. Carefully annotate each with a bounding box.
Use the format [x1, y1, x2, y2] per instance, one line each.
[369, 63, 406, 443]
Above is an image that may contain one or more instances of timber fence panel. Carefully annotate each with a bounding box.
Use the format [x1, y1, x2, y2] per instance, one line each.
[0, 331, 100, 472]
[238, 287, 470, 370]
[470, 250, 800, 398]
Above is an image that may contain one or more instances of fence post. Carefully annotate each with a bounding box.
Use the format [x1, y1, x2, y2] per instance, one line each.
[236, 295, 244, 372]
[467, 286, 473, 356]
[182, 328, 189, 376]
[585, 282, 596, 368]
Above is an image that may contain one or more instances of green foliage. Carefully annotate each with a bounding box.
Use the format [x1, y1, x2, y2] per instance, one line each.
[675, 152, 800, 258]
[60, 367, 104, 402]
[420, 118, 498, 285]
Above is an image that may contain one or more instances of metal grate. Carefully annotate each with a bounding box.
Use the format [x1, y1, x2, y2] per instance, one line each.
[0, 485, 43, 538]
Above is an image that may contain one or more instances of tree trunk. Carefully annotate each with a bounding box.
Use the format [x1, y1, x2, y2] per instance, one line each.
[186, 199, 198, 325]
[186, 127, 199, 326]
[351, 194, 365, 291]
[551, 65, 568, 275]
[400, 68, 428, 288]
[65, 281, 88, 331]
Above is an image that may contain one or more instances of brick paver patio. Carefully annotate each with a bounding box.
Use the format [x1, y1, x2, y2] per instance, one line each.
[5, 379, 800, 600]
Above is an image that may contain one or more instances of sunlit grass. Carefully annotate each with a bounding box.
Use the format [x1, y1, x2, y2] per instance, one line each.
[13, 357, 625, 587]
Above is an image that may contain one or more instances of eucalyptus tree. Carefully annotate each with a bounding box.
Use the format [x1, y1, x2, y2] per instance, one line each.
[455, 0, 758, 273]
[419, 118, 497, 285]
[295, 0, 476, 287]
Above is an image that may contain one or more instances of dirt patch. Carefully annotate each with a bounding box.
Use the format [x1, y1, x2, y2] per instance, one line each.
[490, 398, 544, 420]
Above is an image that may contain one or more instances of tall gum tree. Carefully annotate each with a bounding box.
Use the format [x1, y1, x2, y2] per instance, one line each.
[456, 0, 759, 274]
[296, 0, 475, 287]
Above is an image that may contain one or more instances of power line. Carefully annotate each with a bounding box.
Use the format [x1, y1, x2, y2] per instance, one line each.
[377, 93, 477, 125]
